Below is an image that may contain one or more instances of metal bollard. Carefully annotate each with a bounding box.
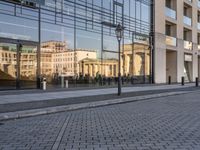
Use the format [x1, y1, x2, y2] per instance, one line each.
[181, 77, 184, 86]
[196, 77, 199, 87]
[168, 76, 171, 85]
[42, 78, 46, 90]
[65, 80, 68, 88]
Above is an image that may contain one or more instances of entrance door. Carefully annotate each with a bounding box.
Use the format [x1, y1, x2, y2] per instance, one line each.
[0, 42, 17, 89]
[166, 50, 177, 83]
[0, 39, 38, 90]
[17, 44, 38, 89]
[184, 54, 193, 82]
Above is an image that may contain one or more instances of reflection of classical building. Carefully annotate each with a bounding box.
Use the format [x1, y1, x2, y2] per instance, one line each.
[0, 46, 37, 79]
[0, 41, 150, 80]
[41, 41, 67, 52]
[0, 0, 153, 89]
[78, 42, 150, 77]
[20, 51, 37, 79]
[41, 41, 68, 77]
[74, 49, 97, 75]
[0, 48, 16, 78]
[40, 52, 53, 76]
[40, 41, 97, 78]
[123, 43, 150, 76]
[79, 58, 118, 77]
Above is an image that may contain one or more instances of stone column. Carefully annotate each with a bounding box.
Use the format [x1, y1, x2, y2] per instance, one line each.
[82, 62, 85, 76]
[92, 64, 95, 77]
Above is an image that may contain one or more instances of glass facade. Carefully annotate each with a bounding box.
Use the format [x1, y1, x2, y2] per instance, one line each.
[0, 0, 152, 89]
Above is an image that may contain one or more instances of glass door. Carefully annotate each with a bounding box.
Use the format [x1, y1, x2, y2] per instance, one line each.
[0, 40, 38, 90]
[18, 44, 38, 89]
[0, 43, 17, 90]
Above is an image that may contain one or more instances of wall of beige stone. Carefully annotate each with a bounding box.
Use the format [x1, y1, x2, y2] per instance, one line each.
[154, 0, 200, 83]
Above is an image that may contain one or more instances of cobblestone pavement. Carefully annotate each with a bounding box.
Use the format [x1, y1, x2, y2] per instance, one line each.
[1, 91, 200, 150]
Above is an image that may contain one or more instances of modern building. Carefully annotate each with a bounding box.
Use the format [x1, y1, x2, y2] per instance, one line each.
[154, 0, 200, 83]
[0, 0, 152, 89]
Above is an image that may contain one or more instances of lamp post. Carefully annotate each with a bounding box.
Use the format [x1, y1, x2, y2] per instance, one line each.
[115, 23, 124, 96]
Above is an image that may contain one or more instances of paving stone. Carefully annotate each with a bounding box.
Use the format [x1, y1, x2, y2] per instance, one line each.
[1, 91, 200, 149]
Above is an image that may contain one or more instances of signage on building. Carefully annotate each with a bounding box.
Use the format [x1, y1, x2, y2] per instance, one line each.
[133, 34, 149, 44]
[184, 54, 192, 62]
[135, 35, 147, 41]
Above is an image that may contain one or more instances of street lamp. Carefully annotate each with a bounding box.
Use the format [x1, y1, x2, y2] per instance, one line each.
[115, 23, 124, 96]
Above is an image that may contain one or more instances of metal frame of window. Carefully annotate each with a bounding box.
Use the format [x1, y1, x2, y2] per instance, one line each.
[0, 0, 151, 35]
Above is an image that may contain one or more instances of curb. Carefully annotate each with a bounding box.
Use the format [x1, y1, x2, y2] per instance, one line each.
[0, 90, 193, 121]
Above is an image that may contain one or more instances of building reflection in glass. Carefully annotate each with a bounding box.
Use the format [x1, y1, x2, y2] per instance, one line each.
[40, 39, 150, 86]
[0, 0, 152, 89]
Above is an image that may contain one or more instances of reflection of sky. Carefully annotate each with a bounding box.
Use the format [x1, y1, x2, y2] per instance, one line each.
[0, 14, 38, 41]
[76, 30, 100, 50]
[0, 0, 150, 54]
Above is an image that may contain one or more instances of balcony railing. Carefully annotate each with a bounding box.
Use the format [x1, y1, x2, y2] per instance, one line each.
[184, 41, 192, 50]
[183, 16, 192, 26]
[166, 36, 177, 46]
[198, 22, 200, 30]
[165, 7, 176, 20]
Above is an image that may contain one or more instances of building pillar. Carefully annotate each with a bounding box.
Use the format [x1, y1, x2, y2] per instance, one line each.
[93, 64, 95, 77]
[124, 54, 127, 75]
[198, 54, 200, 78]
[154, 0, 166, 83]
[111, 65, 114, 77]
[98, 64, 101, 75]
[82, 62, 85, 76]
[193, 45, 198, 82]
[154, 32, 166, 83]
[89, 64, 92, 77]
[177, 40, 184, 83]
[105, 65, 107, 76]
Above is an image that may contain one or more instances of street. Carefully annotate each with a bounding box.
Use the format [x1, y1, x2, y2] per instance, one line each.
[1, 90, 200, 150]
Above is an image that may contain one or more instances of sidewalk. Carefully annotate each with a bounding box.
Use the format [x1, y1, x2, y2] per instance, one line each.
[0, 83, 199, 121]
[0, 83, 196, 104]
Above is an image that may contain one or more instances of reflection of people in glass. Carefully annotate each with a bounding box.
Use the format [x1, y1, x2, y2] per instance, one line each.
[95, 71, 99, 83]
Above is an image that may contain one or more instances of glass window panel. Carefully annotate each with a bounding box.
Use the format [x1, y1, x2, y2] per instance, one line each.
[0, 0, 152, 89]
[103, 36, 118, 52]
[0, 43, 17, 89]
[41, 23, 74, 86]
[130, 0, 136, 18]
[124, 0, 130, 17]
[141, 4, 150, 23]
[136, 1, 141, 20]
[123, 38, 133, 76]
[76, 30, 100, 78]
[0, 14, 38, 41]
[102, 51, 118, 77]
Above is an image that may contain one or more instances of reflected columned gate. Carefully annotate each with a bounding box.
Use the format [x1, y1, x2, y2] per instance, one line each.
[0, 0, 153, 90]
